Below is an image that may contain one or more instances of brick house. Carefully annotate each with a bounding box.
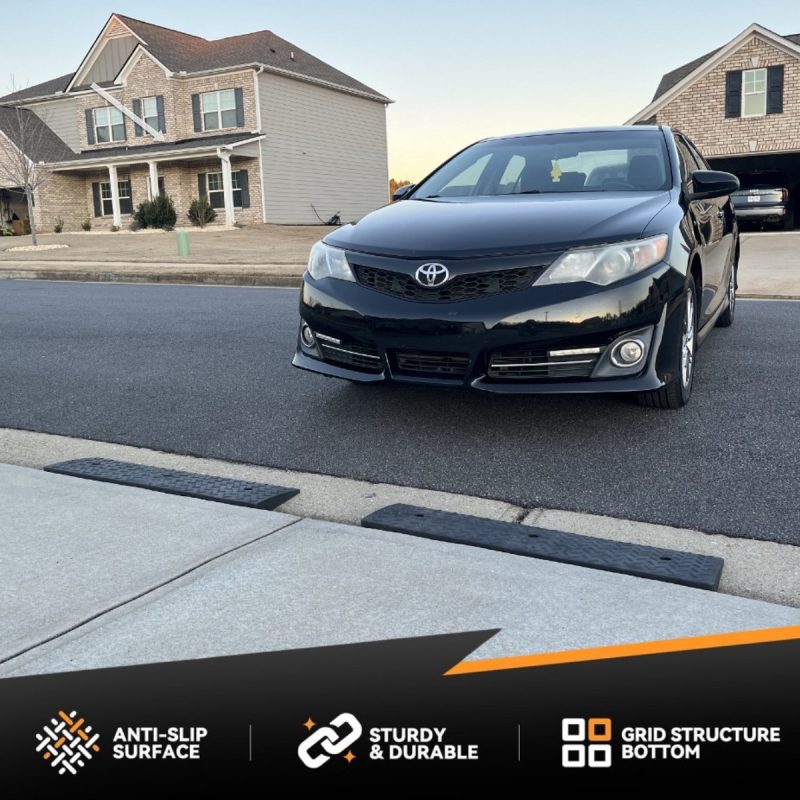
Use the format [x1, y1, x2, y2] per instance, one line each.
[0, 13, 390, 232]
[626, 22, 800, 228]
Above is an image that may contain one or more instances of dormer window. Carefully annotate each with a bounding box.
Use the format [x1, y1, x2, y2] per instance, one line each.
[742, 68, 767, 117]
[93, 106, 126, 143]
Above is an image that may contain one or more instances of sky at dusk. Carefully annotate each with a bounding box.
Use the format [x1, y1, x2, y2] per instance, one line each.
[4, 1, 799, 180]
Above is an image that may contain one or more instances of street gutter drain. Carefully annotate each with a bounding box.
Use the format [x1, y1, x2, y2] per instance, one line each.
[361, 504, 724, 591]
[44, 458, 299, 510]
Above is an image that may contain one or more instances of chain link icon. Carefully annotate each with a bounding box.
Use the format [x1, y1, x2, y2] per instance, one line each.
[297, 713, 363, 769]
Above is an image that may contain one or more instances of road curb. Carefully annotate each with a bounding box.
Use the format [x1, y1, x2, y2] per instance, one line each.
[0, 269, 303, 287]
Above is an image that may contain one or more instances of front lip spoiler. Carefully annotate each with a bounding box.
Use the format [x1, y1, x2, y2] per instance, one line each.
[292, 351, 666, 393]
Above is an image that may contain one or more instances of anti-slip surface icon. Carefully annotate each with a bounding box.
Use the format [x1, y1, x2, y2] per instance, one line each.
[35, 710, 100, 775]
[562, 718, 612, 768]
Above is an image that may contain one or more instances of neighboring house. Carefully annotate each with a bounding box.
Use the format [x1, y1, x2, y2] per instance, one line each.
[0, 13, 390, 231]
[626, 22, 800, 227]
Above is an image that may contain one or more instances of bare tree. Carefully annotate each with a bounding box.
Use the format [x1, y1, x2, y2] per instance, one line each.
[0, 81, 65, 245]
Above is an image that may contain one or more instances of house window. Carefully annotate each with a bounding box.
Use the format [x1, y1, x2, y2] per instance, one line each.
[200, 89, 237, 131]
[207, 171, 242, 208]
[93, 106, 126, 143]
[742, 68, 767, 117]
[141, 96, 160, 132]
[100, 180, 133, 215]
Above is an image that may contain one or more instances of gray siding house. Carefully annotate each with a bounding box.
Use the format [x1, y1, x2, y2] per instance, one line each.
[0, 13, 390, 231]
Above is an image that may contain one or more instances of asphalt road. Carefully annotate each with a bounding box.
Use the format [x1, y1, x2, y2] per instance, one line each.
[0, 280, 797, 545]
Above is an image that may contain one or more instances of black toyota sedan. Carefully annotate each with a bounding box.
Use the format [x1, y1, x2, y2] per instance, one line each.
[293, 126, 739, 408]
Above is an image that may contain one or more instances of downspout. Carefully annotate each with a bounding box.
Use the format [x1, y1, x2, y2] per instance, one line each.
[254, 66, 267, 222]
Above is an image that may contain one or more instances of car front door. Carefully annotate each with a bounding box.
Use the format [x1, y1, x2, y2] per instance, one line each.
[686, 137, 735, 317]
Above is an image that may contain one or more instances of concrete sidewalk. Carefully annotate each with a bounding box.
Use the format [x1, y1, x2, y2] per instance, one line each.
[2, 464, 798, 678]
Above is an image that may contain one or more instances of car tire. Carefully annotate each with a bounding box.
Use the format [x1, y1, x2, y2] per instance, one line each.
[716, 263, 736, 328]
[637, 279, 697, 410]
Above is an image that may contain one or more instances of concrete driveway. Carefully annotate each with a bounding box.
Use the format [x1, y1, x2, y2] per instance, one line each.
[738, 232, 800, 298]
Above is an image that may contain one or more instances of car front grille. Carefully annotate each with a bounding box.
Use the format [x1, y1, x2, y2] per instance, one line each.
[393, 350, 470, 380]
[352, 264, 546, 303]
[487, 348, 603, 380]
[318, 340, 383, 374]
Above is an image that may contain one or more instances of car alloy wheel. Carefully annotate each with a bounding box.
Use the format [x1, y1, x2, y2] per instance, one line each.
[681, 287, 696, 389]
[727, 266, 736, 317]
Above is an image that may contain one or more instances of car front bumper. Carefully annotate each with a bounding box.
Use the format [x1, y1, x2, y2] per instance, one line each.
[292, 262, 686, 394]
[733, 205, 786, 220]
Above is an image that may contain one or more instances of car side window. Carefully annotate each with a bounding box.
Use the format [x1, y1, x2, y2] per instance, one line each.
[675, 137, 701, 184]
[687, 141, 710, 171]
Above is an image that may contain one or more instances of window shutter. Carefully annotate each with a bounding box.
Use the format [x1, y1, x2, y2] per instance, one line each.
[767, 65, 784, 114]
[197, 173, 207, 198]
[131, 98, 143, 136]
[91, 182, 101, 217]
[234, 87, 245, 127]
[85, 109, 96, 145]
[156, 95, 166, 133]
[238, 170, 250, 208]
[725, 70, 742, 118]
[191, 94, 202, 132]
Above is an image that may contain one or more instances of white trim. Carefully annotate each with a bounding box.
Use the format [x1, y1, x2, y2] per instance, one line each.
[46, 135, 266, 170]
[115, 45, 173, 85]
[625, 24, 800, 124]
[66, 14, 145, 92]
[90, 82, 165, 141]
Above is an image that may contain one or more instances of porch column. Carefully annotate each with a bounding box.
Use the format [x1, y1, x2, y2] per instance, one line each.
[218, 151, 236, 226]
[147, 161, 159, 200]
[107, 164, 122, 228]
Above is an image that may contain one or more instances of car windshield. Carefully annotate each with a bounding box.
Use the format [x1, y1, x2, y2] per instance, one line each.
[413, 130, 671, 199]
[736, 172, 785, 190]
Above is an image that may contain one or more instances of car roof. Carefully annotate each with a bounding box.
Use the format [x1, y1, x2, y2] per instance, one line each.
[484, 125, 663, 141]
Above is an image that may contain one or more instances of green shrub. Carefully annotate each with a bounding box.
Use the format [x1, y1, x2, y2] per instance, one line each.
[53, 217, 64, 233]
[188, 197, 216, 227]
[81, 218, 92, 231]
[134, 195, 177, 229]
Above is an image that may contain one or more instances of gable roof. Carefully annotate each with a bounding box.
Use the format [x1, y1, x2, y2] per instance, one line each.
[627, 23, 800, 124]
[652, 32, 800, 100]
[114, 15, 389, 100]
[0, 105, 74, 162]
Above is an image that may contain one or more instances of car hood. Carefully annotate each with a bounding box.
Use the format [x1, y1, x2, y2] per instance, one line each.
[325, 192, 672, 258]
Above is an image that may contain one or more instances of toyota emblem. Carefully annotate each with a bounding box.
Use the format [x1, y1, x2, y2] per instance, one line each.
[415, 263, 450, 287]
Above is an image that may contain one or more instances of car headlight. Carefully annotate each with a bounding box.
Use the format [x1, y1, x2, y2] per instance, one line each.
[307, 241, 355, 282]
[535, 234, 669, 286]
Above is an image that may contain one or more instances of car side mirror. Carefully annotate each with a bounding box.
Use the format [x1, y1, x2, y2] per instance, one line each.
[392, 183, 415, 201]
[687, 170, 739, 200]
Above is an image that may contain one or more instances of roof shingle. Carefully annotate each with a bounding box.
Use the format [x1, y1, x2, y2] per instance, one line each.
[0, 105, 74, 162]
[653, 32, 800, 100]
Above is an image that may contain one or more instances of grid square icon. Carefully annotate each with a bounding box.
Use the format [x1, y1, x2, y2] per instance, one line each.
[562, 743, 586, 768]
[588, 717, 612, 742]
[588, 744, 612, 767]
[561, 717, 612, 768]
[561, 718, 585, 742]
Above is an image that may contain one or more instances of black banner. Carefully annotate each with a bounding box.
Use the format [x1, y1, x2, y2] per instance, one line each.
[2, 629, 798, 785]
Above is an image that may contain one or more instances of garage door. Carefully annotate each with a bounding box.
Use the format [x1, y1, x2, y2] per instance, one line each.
[709, 151, 800, 230]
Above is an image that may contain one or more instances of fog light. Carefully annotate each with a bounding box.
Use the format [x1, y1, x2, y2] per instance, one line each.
[610, 338, 645, 368]
[300, 323, 315, 348]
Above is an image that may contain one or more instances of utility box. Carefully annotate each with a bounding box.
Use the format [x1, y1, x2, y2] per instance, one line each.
[176, 230, 191, 257]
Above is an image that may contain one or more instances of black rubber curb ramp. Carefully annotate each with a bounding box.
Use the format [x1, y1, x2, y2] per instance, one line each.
[362, 504, 723, 591]
[45, 458, 299, 510]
